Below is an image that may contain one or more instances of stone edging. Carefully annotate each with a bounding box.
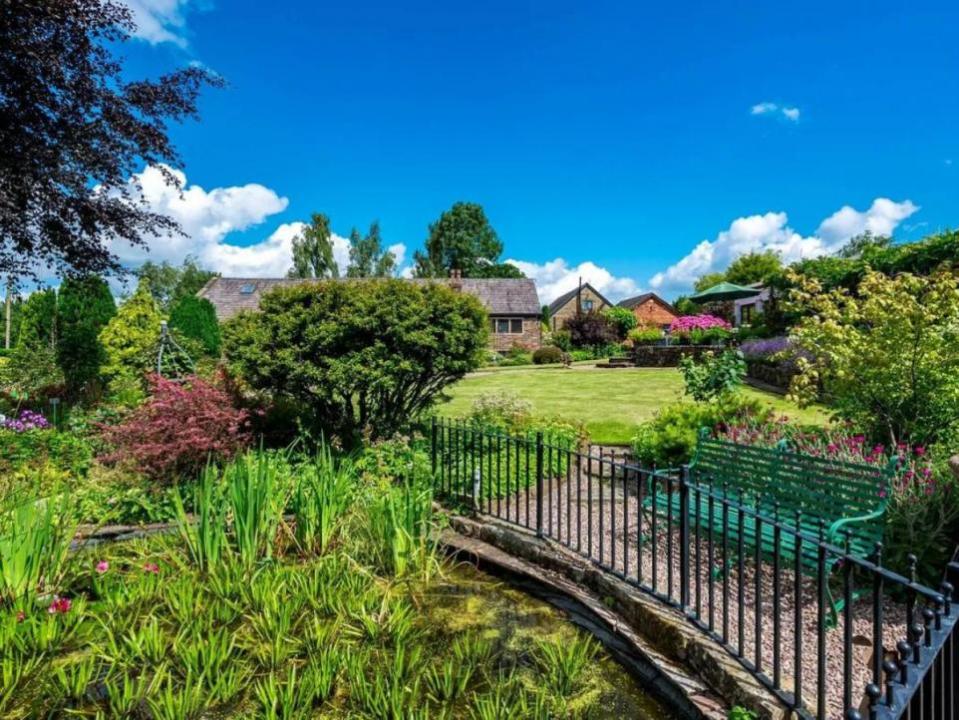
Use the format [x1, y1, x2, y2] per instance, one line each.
[444, 513, 790, 720]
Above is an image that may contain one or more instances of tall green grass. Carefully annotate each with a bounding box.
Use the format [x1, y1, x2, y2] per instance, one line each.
[365, 478, 437, 579]
[0, 492, 76, 608]
[290, 442, 354, 555]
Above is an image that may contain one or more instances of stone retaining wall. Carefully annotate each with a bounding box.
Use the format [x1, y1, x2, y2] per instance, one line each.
[632, 345, 724, 367]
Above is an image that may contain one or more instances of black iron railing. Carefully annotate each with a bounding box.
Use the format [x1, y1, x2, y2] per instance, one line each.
[429, 418, 958, 720]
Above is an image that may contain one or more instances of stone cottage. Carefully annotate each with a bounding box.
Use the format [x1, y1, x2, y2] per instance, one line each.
[197, 273, 542, 354]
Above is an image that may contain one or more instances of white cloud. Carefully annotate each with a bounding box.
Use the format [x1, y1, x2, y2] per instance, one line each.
[504, 258, 641, 305]
[816, 198, 919, 245]
[649, 198, 919, 295]
[121, 0, 195, 47]
[109, 165, 410, 279]
[751, 101, 800, 122]
[387, 243, 407, 269]
[751, 102, 778, 115]
[109, 165, 290, 271]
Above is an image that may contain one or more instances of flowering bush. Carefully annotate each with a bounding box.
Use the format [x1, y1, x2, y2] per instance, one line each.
[739, 336, 790, 360]
[1, 409, 51, 432]
[100, 374, 250, 482]
[678, 350, 746, 401]
[669, 314, 731, 334]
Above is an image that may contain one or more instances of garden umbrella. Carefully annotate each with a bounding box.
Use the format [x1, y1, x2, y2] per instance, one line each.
[688, 282, 762, 303]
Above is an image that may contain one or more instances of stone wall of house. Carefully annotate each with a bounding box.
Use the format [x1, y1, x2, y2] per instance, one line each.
[631, 298, 678, 328]
[551, 287, 610, 330]
[491, 317, 542, 352]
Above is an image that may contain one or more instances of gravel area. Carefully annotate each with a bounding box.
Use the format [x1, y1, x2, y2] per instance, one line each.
[478, 468, 915, 720]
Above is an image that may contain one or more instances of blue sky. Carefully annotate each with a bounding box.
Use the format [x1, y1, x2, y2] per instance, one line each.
[115, 1, 959, 301]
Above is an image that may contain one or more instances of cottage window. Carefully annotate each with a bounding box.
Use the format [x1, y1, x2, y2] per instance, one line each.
[240, 283, 256, 295]
[492, 318, 524, 334]
[582, 299, 594, 311]
[741, 303, 755, 324]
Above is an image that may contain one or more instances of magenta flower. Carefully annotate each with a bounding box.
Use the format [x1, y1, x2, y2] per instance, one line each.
[914, 446, 926, 457]
[48, 597, 71, 615]
[143, 562, 160, 575]
[95, 561, 109, 574]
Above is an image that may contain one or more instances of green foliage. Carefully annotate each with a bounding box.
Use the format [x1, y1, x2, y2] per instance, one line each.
[287, 212, 339, 279]
[723, 250, 782, 286]
[16, 289, 56, 347]
[550, 328, 572, 351]
[728, 707, 758, 720]
[631, 395, 769, 467]
[601, 306, 637, 338]
[355, 436, 432, 489]
[168, 295, 220, 357]
[628, 326, 663, 344]
[498, 343, 533, 366]
[412, 201, 503, 278]
[532, 345, 564, 364]
[533, 635, 599, 697]
[0, 338, 63, 401]
[788, 268, 959, 446]
[290, 443, 354, 555]
[99, 278, 163, 394]
[346, 221, 397, 278]
[472, 262, 525, 278]
[693, 272, 726, 293]
[364, 477, 436, 578]
[223, 279, 488, 443]
[56, 275, 115, 397]
[0, 428, 92, 477]
[136, 256, 217, 311]
[0, 493, 76, 608]
[673, 295, 698, 315]
[679, 350, 746, 402]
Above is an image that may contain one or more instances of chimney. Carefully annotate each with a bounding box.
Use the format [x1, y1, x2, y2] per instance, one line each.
[449, 268, 463, 290]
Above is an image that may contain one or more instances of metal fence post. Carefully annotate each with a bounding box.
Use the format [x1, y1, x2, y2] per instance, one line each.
[679, 464, 690, 610]
[535, 431, 544, 538]
[430, 416, 438, 484]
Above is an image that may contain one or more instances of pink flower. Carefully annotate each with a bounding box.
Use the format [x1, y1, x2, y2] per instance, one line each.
[914, 446, 926, 457]
[15, 611, 25, 623]
[143, 562, 160, 575]
[95, 561, 109, 574]
[48, 597, 71, 615]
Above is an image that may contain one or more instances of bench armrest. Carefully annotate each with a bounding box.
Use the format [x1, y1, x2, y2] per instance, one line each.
[826, 507, 886, 548]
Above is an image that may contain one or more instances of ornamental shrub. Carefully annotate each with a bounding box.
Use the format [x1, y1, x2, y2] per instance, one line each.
[99, 279, 163, 396]
[601, 306, 637, 338]
[564, 311, 617, 348]
[169, 295, 220, 357]
[550, 329, 572, 351]
[532, 345, 564, 364]
[788, 268, 959, 447]
[0, 424, 93, 476]
[99, 374, 250, 482]
[628, 326, 663, 345]
[222, 279, 488, 444]
[631, 394, 769, 468]
[57, 275, 116, 398]
[678, 350, 746, 402]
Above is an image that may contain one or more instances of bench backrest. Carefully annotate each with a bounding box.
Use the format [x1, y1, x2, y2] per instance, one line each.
[689, 432, 894, 546]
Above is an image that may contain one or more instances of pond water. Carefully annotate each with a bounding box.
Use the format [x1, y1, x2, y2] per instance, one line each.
[425, 562, 678, 719]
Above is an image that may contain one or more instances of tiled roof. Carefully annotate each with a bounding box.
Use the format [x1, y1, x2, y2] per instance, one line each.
[197, 277, 541, 321]
[547, 282, 612, 315]
[616, 292, 677, 313]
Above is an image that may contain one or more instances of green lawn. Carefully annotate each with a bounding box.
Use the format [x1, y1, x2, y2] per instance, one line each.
[439, 365, 830, 445]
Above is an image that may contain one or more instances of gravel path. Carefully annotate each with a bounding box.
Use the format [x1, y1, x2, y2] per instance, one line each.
[477, 468, 913, 720]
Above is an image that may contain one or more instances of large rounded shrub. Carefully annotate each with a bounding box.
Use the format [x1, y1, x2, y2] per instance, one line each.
[222, 279, 488, 444]
[532, 345, 564, 364]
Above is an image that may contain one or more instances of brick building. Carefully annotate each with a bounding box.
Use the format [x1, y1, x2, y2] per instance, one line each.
[616, 292, 678, 329]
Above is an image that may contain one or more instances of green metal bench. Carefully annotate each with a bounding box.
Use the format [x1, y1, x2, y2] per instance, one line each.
[646, 428, 897, 624]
